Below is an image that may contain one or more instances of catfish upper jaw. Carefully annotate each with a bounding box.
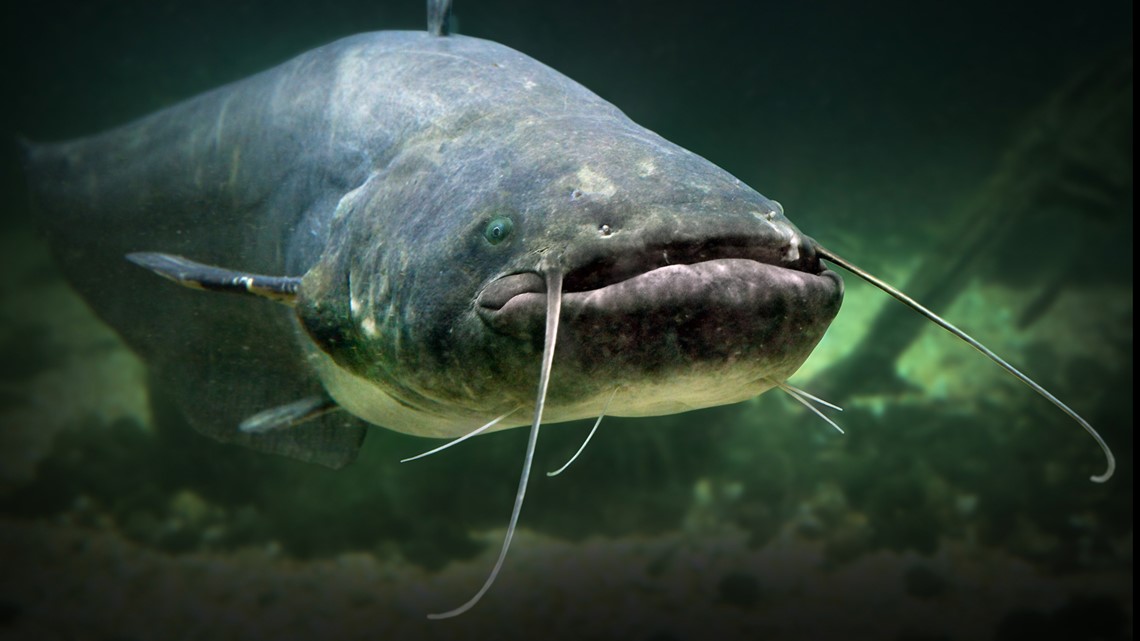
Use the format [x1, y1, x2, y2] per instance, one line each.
[475, 237, 844, 340]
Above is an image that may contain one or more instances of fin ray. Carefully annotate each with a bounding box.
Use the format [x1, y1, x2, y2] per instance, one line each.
[239, 395, 341, 434]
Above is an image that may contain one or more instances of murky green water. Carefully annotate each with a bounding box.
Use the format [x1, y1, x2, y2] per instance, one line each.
[1, 2, 1131, 640]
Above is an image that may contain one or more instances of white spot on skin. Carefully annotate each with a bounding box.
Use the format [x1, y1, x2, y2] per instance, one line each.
[637, 159, 657, 177]
[573, 166, 617, 199]
[523, 79, 537, 90]
[785, 233, 801, 262]
[350, 296, 362, 317]
[361, 316, 378, 338]
[766, 221, 800, 261]
[752, 210, 801, 261]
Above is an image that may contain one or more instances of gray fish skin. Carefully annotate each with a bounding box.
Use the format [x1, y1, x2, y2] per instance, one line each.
[25, 31, 843, 463]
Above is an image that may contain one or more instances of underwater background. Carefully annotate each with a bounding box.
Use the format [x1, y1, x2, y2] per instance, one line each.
[0, 1, 1132, 640]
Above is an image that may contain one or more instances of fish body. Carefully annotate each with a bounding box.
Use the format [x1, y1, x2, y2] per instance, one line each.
[25, 31, 842, 466]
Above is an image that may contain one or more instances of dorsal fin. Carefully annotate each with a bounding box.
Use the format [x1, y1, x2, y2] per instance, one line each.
[126, 252, 301, 305]
[427, 0, 453, 37]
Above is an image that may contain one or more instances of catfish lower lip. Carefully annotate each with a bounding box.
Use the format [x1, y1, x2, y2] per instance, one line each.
[477, 258, 843, 339]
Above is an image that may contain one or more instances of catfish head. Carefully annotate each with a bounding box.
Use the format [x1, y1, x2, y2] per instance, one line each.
[293, 112, 843, 439]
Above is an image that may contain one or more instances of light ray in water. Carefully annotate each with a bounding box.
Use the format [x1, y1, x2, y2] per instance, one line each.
[776, 381, 845, 434]
[428, 269, 564, 619]
[547, 387, 620, 477]
[399, 409, 520, 463]
[815, 244, 1115, 483]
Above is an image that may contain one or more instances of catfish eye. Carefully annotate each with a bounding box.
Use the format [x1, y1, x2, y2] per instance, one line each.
[483, 216, 514, 245]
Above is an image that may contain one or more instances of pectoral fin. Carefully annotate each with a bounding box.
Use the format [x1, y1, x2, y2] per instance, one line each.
[239, 395, 342, 434]
[126, 252, 301, 305]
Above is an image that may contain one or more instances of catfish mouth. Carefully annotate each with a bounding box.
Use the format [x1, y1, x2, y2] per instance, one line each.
[476, 235, 843, 336]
